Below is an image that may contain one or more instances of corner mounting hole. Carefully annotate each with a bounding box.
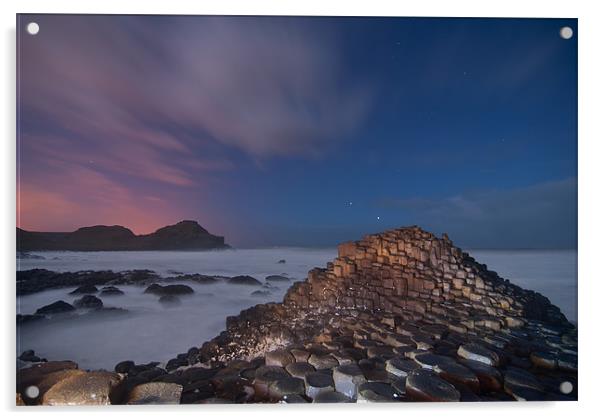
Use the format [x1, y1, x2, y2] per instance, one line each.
[559, 26, 573, 40]
[26, 22, 39, 35]
[560, 381, 573, 394]
[25, 385, 39, 399]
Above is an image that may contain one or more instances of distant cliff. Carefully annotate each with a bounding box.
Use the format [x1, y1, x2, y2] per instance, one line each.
[17, 221, 229, 251]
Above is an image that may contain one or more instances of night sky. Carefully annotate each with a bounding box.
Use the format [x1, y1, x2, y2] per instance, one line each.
[17, 15, 577, 248]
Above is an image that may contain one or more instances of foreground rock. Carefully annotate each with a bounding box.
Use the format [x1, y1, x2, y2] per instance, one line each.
[127, 382, 183, 404]
[228, 275, 261, 286]
[35, 300, 75, 315]
[73, 295, 103, 309]
[144, 284, 194, 296]
[41, 371, 122, 405]
[17, 227, 578, 404]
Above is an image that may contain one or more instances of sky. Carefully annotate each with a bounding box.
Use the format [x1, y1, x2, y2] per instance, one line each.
[17, 15, 577, 248]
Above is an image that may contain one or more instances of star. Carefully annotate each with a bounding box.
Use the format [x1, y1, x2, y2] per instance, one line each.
[377, 216, 380, 220]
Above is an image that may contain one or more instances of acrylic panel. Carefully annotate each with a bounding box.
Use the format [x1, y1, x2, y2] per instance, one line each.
[16, 14, 578, 405]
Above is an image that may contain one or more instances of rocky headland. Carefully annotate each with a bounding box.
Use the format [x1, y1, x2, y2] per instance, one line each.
[17, 227, 577, 405]
[17, 220, 228, 251]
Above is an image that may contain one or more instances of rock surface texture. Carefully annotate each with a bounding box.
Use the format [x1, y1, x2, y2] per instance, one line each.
[17, 227, 577, 404]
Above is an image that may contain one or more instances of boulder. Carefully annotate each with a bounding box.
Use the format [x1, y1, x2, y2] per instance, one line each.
[228, 275, 261, 286]
[127, 382, 183, 404]
[69, 285, 98, 295]
[145, 284, 194, 296]
[100, 286, 125, 296]
[35, 300, 75, 315]
[41, 371, 122, 405]
[73, 295, 103, 309]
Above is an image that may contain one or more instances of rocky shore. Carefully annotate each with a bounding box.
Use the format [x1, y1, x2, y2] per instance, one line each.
[16, 227, 578, 404]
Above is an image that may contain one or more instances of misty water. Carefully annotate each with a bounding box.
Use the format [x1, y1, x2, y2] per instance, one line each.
[17, 248, 577, 370]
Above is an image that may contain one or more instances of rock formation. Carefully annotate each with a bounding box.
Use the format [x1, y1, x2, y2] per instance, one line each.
[17, 227, 578, 404]
[17, 220, 228, 251]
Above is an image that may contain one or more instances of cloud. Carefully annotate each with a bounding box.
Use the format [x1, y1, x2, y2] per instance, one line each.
[17, 15, 374, 233]
[20, 16, 373, 164]
[378, 178, 577, 248]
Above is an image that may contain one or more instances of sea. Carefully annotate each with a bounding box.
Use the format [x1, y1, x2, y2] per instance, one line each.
[16, 248, 577, 370]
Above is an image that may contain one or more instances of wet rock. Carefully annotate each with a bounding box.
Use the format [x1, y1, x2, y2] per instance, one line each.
[227, 275, 261, 286]
[385, 357, 420, 378]
[19, 350, 41, 363]
[114, 360, 136, 374]
[29, 369, 86, 404]
[357, 382, 398, 402]
[312, 391, 352, 403]
[308, 353, 338, 370]
[406, 369, 461, 402]
[254, 365, 290, 383]
[457, 343, 500, 366]
[504, 383, 547, 401]
[159, 295, 182, 306]
[503, 368, 544, 392]
[144, 284, 194, 295]
[127, 382, 183, 404]
[433, 360, 480, 392]
[366, 346, 395, 359]
[265, 349, 295, 367]
[459, 359, 503, 391]
[269, 377, 305, 398]
[291, 348, 311, 363]
[100, 286, 125, 296]
[530, 351, 558, 369]
[332, 364, 366, 399]
[69, 285, 98, 295]
[277, 259, 286, 264]
[41, 371, 122, 405]
[413, 352, 455, 370]
[285, 362, 315, 379]
[304, 372, 334, 399]
[73, 295, 103, 309]
[18, 361, 79, 392]
[35, 300, 75, 315]
[251, 290, 270, 297]
[557, 354, 577, 372]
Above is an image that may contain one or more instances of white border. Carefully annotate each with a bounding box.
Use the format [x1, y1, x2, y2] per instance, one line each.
[2, 1, 600, 419]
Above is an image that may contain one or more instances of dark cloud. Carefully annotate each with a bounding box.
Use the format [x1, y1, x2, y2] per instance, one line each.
[378, 177, 577, 249]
